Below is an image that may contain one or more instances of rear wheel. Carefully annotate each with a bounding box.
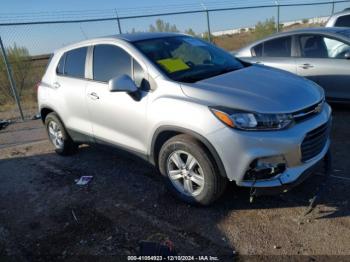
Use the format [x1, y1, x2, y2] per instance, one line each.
[158, 134, 227, 205]
[45, 112, 77, 155]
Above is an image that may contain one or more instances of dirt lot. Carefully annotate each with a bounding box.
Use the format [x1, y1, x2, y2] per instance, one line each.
[0, 104, 350, 261]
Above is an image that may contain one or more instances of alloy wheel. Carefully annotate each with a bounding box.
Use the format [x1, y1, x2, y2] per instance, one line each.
[167, 150, 205, 197]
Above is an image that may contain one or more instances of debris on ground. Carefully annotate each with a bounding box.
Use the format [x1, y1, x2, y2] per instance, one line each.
[31, 113, 41, 120]
[303, 150, 332, 217]
[0, 120, 11, 130]
[75, 176, 93, 185]
[71, 209, 79, 224]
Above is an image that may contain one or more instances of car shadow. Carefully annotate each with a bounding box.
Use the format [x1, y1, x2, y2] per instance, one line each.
[0, 137, 349, 259]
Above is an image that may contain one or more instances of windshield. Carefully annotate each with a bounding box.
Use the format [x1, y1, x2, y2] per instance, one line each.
[133, 36, 244, 83]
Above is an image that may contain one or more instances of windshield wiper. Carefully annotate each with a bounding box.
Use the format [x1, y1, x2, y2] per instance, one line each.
[212, 66, 238, 76]
[176, 66, 240, 83]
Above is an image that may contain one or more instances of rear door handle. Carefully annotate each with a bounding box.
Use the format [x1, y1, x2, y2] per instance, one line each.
[53, 82, 60, 88]
[89, 92, 99, 100]
[299, 63, 314, 69]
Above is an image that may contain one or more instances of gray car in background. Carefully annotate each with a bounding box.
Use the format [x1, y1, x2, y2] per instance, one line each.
[38, 33, 331, 205]
[236, 27, 350, 102]
[326, 8, 350, 27]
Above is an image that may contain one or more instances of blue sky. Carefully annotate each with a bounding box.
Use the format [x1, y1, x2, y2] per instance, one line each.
[0, 0, 350, 54]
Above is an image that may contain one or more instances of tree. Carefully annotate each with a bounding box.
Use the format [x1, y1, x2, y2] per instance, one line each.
[254, 17, 276, 40]
[185, 28, 196, 36]
[201, 31, 212, 41]
[0, 44, 31, 105]
[302, 18, 309, 24]
[149, 19, 179, 32]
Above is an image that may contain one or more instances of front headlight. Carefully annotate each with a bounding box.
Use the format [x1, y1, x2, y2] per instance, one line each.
[210, 107, 293, 131]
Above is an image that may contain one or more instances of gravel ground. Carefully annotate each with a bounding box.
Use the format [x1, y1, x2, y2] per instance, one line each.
[0, 104, 349, 261]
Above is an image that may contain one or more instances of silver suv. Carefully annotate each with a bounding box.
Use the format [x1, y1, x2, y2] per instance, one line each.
[38, 33, 332, 205]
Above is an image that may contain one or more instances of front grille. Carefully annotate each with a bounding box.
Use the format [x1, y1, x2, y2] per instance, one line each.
[301, 122, 330, 162]
[293, 100, 324, 122]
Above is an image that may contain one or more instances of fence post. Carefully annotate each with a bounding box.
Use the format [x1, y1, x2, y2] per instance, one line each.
[331, 1, 335, 14]
[200, 3, 211, 42]
[206, 10, 212, 42]
[115, 9, 122, 34]
[0, 36, 24, 121]
[276, 1, 280, 32]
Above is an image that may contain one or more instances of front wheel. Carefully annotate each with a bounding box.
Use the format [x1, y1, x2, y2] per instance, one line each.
[158, 134, 227, 206]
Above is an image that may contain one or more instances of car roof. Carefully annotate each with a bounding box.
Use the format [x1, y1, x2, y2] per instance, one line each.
[106, 32, 184, 42]
[332, 8, 350, 16]
[265, 27, 350, 38]
[238, 27, 350, 52]
[55, 32, 186, 54]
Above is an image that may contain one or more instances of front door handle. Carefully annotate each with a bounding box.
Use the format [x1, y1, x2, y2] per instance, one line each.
[89, 92, 99, 100]
[299, 63, 314, 69]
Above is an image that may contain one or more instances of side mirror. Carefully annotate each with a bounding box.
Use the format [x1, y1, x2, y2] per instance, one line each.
[345, 51, 350, 60]
[108, 75, 138, 93]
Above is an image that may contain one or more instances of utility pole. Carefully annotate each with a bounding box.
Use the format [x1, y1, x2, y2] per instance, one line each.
[0, 36, 24, 121]
[331, 0, 335, 14]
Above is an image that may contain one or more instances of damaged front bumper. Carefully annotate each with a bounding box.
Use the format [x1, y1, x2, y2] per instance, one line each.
[248, 146, 331, 197]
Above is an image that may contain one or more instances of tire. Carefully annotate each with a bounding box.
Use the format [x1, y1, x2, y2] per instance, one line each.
[44, 112, 78, 156]
[158, 134, 227, 206]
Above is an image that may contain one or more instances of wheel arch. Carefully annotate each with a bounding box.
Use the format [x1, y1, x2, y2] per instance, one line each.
[40, 107, 55, 123]
[40, 107, 66, 129]
[150, 126, 228, 179]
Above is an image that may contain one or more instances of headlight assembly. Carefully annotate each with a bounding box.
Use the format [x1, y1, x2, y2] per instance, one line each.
[210, 107, 293, 131]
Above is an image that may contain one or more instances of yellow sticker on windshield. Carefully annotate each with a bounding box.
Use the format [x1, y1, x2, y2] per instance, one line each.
[157, 58, 190, 73]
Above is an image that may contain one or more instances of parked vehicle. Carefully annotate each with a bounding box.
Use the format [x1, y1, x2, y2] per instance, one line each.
[236, 27, 350, 102]
[326, 8, 350, 27]
[38, 33, 331, 205]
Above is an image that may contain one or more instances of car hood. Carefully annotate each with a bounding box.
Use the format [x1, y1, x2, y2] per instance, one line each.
[180, 65, 324, 114]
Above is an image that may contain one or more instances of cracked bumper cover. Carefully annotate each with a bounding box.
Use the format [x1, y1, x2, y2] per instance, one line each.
[252, 148, 331, 196]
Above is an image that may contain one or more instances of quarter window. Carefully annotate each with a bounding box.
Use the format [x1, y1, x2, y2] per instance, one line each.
[252, 37, 292, 57]
[64, 47, 87, 78]
[252, 44, 263, 57]
[56, 53, 65, 75]
[133, 59, 146, 88]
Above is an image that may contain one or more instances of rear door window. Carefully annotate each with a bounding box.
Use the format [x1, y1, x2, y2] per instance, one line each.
[64, 47, 87, 78]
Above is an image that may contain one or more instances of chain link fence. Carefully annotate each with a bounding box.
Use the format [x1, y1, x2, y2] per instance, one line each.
[1, 0, 349, 120]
